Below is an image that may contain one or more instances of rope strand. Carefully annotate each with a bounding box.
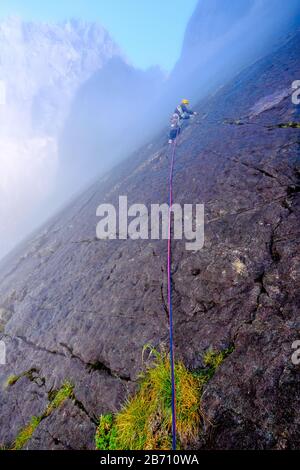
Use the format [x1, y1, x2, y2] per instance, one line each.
[167, 137, 177, 450]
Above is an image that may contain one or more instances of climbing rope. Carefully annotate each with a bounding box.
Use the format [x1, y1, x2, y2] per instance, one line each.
[167, 136, 177, 451]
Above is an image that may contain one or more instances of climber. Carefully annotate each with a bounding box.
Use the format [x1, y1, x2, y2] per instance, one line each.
[168, 113, 181, 144]
[168, 99, 198, 144]
[175, 99, 198, 121]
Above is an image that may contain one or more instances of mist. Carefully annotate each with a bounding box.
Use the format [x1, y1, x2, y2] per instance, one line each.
[1, 1, 300, 261]
[0, 17, 168, 260]
[58, 57, 164, 193]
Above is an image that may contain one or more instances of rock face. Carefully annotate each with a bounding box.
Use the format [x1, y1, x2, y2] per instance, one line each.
[0, 30, 299, 449]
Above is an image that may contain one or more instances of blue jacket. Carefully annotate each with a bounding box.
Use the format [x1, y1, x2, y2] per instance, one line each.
[174, 104, 194, 119]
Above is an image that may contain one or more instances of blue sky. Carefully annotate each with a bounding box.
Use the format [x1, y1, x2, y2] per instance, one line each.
[0, 0, 198, 71]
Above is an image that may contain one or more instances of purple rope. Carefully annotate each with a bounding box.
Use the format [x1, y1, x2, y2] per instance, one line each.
[167, 137, 177, 450]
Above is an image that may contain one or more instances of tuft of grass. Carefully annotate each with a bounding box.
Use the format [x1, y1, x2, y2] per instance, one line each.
[5, 375, 20, 388]
[96, 347, 208, 450]
[45, 381, 74, 416]
[224, 118, 244, 126]
[268, 121, 300, 129]
[4, 368, 44, 389]
[13, 416, 41, 450]
[95, 345, 235, 451]
[278, 122, 300, 129]
[195, 346, 235, 382]
[11, 380, 74, 450]
[95, 414, 118, 450]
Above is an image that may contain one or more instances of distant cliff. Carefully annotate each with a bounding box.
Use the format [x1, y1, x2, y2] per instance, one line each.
[59, 58, 164, 191]
[0, 18, 164, 259]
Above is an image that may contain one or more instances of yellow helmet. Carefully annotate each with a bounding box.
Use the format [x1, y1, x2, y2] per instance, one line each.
[182, 99, 189, 105]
